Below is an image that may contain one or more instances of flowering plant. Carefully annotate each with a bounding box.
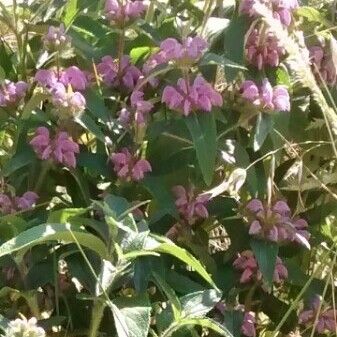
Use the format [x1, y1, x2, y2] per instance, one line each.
[0, 0, 337, 337]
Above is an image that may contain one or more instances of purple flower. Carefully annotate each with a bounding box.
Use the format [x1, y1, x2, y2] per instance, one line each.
[245, 199, 310, 247]
[110, 148, 152, 182]
[105, 0, 146, 25]
[60, 66, 88, 91]
[97, 55, 142, 91]
[0, 192, 38, 214]
[131, 90, 153, 125]
[233, 250, 288, 284]
[162, 75, 222, 116]
[50, 83, 86, 118]
[53, 132, 80, 168]
[241, 78, 290, 112]
[43, 24, 71, 50]
[30, 127, 79, 168]
[160, 36, 207, 63]
[15, 192, 39, 210]
[246, 28, 285, 69]
[299, 296, 337, 334]
[29, 127, 53, 160]
[35, 69, 58, 88]
[0, 194, 14, 214]
[142, 51, 168, 87]
[239, 0, 298, 26]
[241, 312, 256, 337]
[0, 80, 28, 107]
[309, 45, 337, 86]
[172, 185, 210, 225]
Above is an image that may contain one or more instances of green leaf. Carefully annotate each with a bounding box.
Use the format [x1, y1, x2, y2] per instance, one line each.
[152, 271, 182, 321]
[185, 113, 217, 186]
[85, 88, 110, 121]
[0, 223, 108, 259]
[77, 152, 110, 177]
[296, 6, 330, 25]
[111, 295, 151, 337]
[252, 114, 273, 151]
[250, 239, 279, 288]
[3, 146, 36, 177]
[63, 0, 78, 26]
[47, 208, 88, 223]
[147, 236, 218, 291]
[76, 114, 106, 142]
[165, 318, 233, 337]
[222, 15, 249, 81]
[180, 289, 221, 318]
[130, 46, 152, 64]
[200, 53, 247, 71]
[223, 310, 244, 337]
[21, 93, 48, 120]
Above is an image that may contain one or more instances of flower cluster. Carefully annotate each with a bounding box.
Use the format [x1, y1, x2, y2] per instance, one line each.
[241, 79, 290, 112]
[246, 27, 286, 70]
[0, 80, 28, 107]
[5, 317, 45, 337]
[172, 185, 210, 225]
[35, 68, 87, 118]
[118, 90, 153, 126]
[104, 0, 146, 25]
[299, 296, 336, 334]
[110, 148, 152, 182]
[240, 0, 298, 26]
[30, 127, 79, 168]
[0, 192, 38, 215]
[309, 45, 337, 86]
[233, 250, 288, 284]
[242, 311, 257, 337]
[245, 199, 310, 246]
[159, 37, 207, 64]
[162, 75, 223, 116]
[43, 24, 71, 51]
[97, 55, 141, 91]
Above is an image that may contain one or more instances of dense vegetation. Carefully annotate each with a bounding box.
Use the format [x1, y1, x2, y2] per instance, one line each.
[0, 0, 337, 336]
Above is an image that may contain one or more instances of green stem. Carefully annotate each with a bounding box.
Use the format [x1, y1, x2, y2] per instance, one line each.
[34, 161, 52, 193]
[88, 299, 106, 337]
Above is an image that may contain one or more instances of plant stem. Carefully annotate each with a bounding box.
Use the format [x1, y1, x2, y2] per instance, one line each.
[88, 299, 106, 337]
[34, 161, 51, 193]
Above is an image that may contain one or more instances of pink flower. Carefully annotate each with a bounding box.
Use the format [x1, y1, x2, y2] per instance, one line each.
[35, 69, 58, 88]
[97, 55, 142, 91]
[0, 194, 14, 214]
[142, 51, 167, 87]
[50, 83, 86, 118]
[53, 132, 80, 168]
[60, 66, 88, 91]
[162, 76, 222, 116]
[110, 148, 151, 182]
[29, 127, 53, 160]
[233, 250, 288, 284]
[43, 24, 71, 50]
[30, 127, 79, 168]
[0, 192, 38, 214]
[241, 78, 290, 112]
[105, 0, 146, 25]
[239, 0, 298, 26]
[245, 199, 310, 247]
[0, 80, 28, 107]
[15, 192, 39, 210]
[246, 28, 285, 69]
[299, 296, 337, 334]
[172, 185, 210, 225]
[131, 91, 153, 125]
[241, 312, 256, 337]
[309, 45, 337, 86]
[160, 36, 207, 63]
